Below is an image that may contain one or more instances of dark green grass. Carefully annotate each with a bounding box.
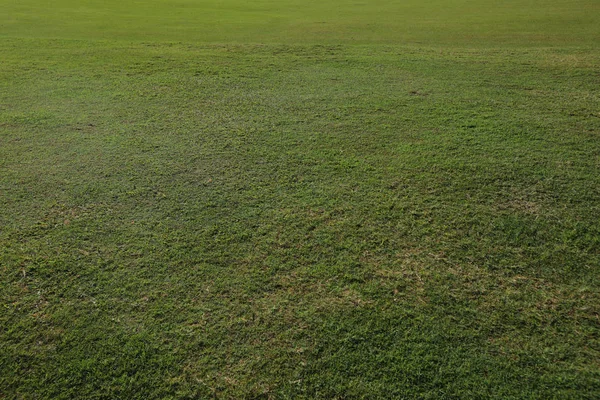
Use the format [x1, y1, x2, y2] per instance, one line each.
[1, 1, 600, 398]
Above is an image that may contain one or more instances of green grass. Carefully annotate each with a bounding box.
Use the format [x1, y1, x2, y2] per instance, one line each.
[2, 0, 599, 46]
[1, 1, 599, 398]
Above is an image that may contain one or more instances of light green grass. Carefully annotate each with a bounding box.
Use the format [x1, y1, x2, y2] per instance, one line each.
[1, 1, 600, 398]
[1, 0, 599, 46]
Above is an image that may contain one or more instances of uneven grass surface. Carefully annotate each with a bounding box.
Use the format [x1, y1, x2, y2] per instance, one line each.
[1, 1, 600, 399]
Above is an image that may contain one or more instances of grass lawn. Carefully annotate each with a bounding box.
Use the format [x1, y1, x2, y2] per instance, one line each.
[1, 0, 599, 398]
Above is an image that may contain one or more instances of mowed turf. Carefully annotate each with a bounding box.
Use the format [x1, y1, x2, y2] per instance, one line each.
[1, 1, 599, 398]
[1, 0, 599, 46]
